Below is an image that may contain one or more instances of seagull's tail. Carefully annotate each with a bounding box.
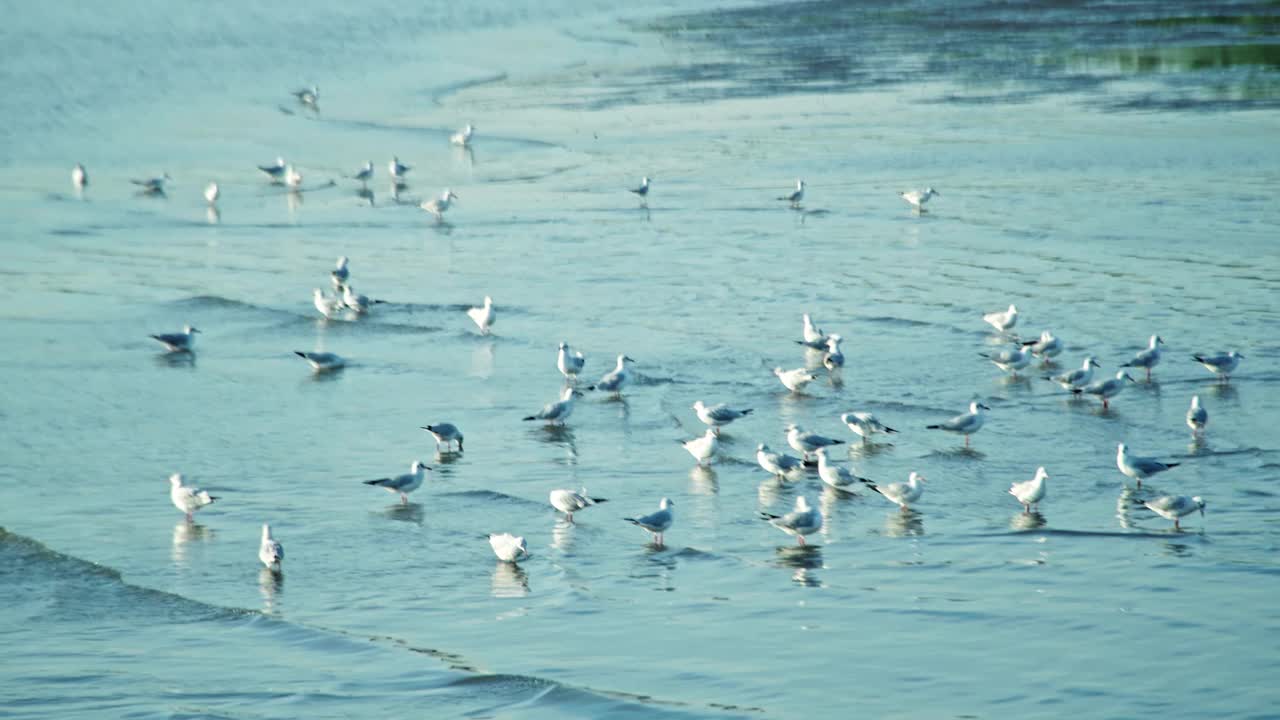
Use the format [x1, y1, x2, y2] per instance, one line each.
[830, 439, 846, 446]
[589, 497, 609, 505]
[759, 512, 781, 521]
[1120, 360, 1135, 368]
[622, 517, 639, 525]
[1192, 354, 1207, 363]
[521, 415, 537, 422]
[925, 424, 942, 430]
[197, 492, 217, 505]
[1070, 387, 1083, 395]
[362, 478, 390, 487]
[586, 385, 598, 391]
[883, 426, 899, 434]
[293, 351, 309, 359]
[1165, 462, 1182, 470]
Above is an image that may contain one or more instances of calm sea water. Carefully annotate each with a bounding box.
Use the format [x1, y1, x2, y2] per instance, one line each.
[3, 1, 1280, 718]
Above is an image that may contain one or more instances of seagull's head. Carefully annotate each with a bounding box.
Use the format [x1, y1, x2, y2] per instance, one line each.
[909, 472, 926, 484]
[276, 156, 285, 166]
[692, 400, 705, 411]
[815, 447, 828, 458]
[785, 423, 801, 433]
[1230, 351, 1243, 359]
[641, 176, 650, 185]
[757, 443, 769, 453]
[797, 179, 805, 188]
[1119, 371, 1135, 383]
[1117, 443, 1128, 456]
[412, 461, 432, 473]
[559, 342, 568, 351]
[168, 473, 183, 487]
[926, 187, 938, 196]
[1035, 466, 1049, 481]
[336, 256, 349, 268]
[1087, 356, 1101, 368]
[183, 325, 200, 334]
[1151, 335, 1164, 346]
[1193, 497, 1206, 516]
[970, 401, 990, 413]
[795, 496, 811, 511]
[1008, 304, 1018, 314]
[826, 334, 842, 345]
[772, 367, 784, 376]
[659, 497, 673, 510]
[1191, 395, 1200, 408]
[620, 354, 635, 364]
[443, 188, 458, 202]
[483, 295, 493, 306]
[262, 523, 272, 537]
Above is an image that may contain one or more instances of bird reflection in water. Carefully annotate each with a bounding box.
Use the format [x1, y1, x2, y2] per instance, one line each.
[356, 187, 374, 207]
[171, 520, 213, 564]
[470, 340, 495, 379]
[1010, 511, 1047, 531]
[551, 519, 576, 553]
[1115, 488, 1138, 530]
[259, 567, 284, 612]
[382, 502, 425, 525]
[884, 509, 924, 537]
[532, 424, 578, 460]
[491, 561, 530, 598]
[689, 465, 718, 495]
[206, 206, 220, 225]
[775, 546, 823, 587]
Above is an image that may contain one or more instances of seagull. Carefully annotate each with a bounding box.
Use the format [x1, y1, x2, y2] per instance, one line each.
[983, 304, 1018, 333]
[169, 473, 217, 521]
[786, 423, 845, 461]
[389, 156, 411, 181]
[629, 176, 650, 197]
[692, 401, 753, 430]
[926, 401, 989, 448]
[131, 173, 171, 194]
[865, 471, 925, 510]
[1073, 370, 1134, 409]
[550, 488, 608, 522]
[1143, 495, 1205, 531]
[203, 182, 219, 206]
[1117, 443, 1180, 489]
[756, 443, 805, 478]
[421, 423, 464, 452]
[1047, 355, 1100, 391]
[761, 495, 822, 545]
[557, 342, 586, 379]
[814, 447, 867, 491]
[331, 257, 350, 291]
[1193, 351, 1243, 381]
[284, 165, 303, 190]
[362, 460, 431, 504]
[488, 533, 528, 563]
[351, 161, 374, 185]
[840, 411, 898, 442]
[466, 295, 495, 335]
[259, 524, 284, 571]
[980, 344, 1032, 375]
[899, 187, 939, 210]
[778, 179, 805, 207]
[294, 350, 345, 372]
[822, 334, 845, 371]
[451, 123, 474, 147]
[150, 325, 200, 353]
[680, 428, 719, 466]
[523, 386, 581, 425]
[292, 85, 319, 107]
[1186, 396, 1208, 436]
[72, 163, 88, 189]
[1021, 330, 1063, 362]
[796, 313, 828, 349]
[1008, 466, 1048, 513]
[774, 366, 818, 393]
[1121, 335, 1165, 380]
[623, 498, 674, 545]
[589, 354, 634, 393]
[420, 188, 459, 221]
[312, 288, 344, 319]
[258, 157, 286, 180]
[342, 285, 382, 314]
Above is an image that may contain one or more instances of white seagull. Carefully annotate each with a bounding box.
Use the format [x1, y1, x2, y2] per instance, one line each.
[203, 182, 220, 206]
[778, 179, 805, 207]
[421, 423, 464, 452]
[72, 163, 88, 189]
[926, 401, 989, 447]
[629, 176, 650, 197]
[624, 498, 674, 545]
[362, 460, 431, 504]
[258, 157, 286, 180]
[169, 473, 218, 521]
[866, 471, 925, 510]
[1008, 467, 1048, 513]
[523, 386, 581, 425]
[814, 447, 867, 491]
[692, 401, 753, 430]
[786, 423, 845, 460]
[774, 366, 818, 393]
[1047, 355, 1100, 391]
[294, 350, 345, 372]
[1121, 335, 1164, 380]
[549, 488, 608, 522]
[840, 411, 898, 442]
[589, 354, 634, 393]
[259, 524, 284, 571]
[983, 304, 1018, 333]
[466, 295, 495, 335]
[1117, 443, 1180, 489]
[1073, 370, 1134, 409]
[292, 85, 319, 107]
[451, 123, 474, 147]
[761, 495, 822, 545]
[488, 533, 529, 563]
[1193, 351, 1243, 381]
[557, 342, 586, 379]
[284, 165, 303, 190]
[756, 443, 805, 478]
[981, 344, 1032, 375]
[351, 161, 374, 185]
[680, 428, 719, 466]
[331, 256, 350, 290]
[131, 173, 171, 193]
[1143, 495, 1205, 531]
[389, 156, 411, 181]
[420, 188, 459, 221]
[312, 288, 344, 319]
[342, 285, 381, 314]
[899, 187, 939, 210]
[150, 325, 200, 353]
[797, 313, 829, 349]
[1186, 396, 1208, 436]
[1021, 330, 1063, 361]
[823, 334, 845, 370]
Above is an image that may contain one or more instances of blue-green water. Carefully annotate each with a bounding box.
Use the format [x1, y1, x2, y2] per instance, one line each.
[3, 1, 1280, 718]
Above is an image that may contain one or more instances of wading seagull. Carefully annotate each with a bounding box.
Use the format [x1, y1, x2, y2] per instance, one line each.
[420, 188, 459, 221]
[285, 165, 303, 190]
[342, 285, 383, 314]
[1009, 467, 1048, 513]
[983, 304, 1018, 333]
[1143, 495, 1205, 531]
[1193, 351, 1243, 381]
[421, 423, 464, 452]
[815, 447, 868, 491]
[1073, 370, 1134, 409]
[786, 423, 845, 461]
[1022, 330, 1063, 361]
[680, 428, 719, 466]
[1121, 335, 1164, 380]
[451, 123, 474, 147]
[259, 524, 284, 571]
[294, 350, 345, 372]
[981, 344, 1032, 376]
[623, 497, 674, 545]
[488, 533, 528, 563]
[292, 85, 319, 107]
[778, 179, 805, 207]
[259, 157, 286, 180]
[72, 163, 88, 189]
[756, 443, 805, 478]
[169, 473, 218, 520]
[774, 366, 818, 393]
[151, 325, 200, 353]
[1047, 355, 1100, 391]
[692, 401, 753, 430]
[362, 460, 431, 504]
[550, 488, 608, 522]
[926, 401, 989, 448]
[557, 342, 586, 379]
[523, 386, 581, 425]
[351, 161, 374, 186]
[312, 288, 344, 319]
[823, 334, 845, 370]
[331, 257, 350, 290]
[629, 176, 650, 197]
[865, 471, 925, 511]
[900, 187, 939, 210]
[203, 182, 219, 206]
[1186, 396, 1208, 436]
[761, 495, 822, 545]
[466, 295, 495, 335]
[589, 354, 634, 393]
[389, 156, 411, 181]
[1117, 443, 1180, 489]
[797, 313, 828, 349]
[131, 173, 171, 194]
[840, 411, 898, 442]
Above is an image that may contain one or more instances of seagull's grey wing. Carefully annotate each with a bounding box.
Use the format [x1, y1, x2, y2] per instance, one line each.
[152, 333, 186, 345]
[1131, 457, 1171, 474]
[706, 406, 740, 422]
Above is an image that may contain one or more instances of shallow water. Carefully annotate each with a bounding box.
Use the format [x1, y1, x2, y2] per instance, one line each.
[3, 1, 1280, 718]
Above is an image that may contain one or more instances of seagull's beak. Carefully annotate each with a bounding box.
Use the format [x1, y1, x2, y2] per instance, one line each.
[624, 356, 635, 363]
[1124, 374, 1135, 383]
[979, 403, 991, 410]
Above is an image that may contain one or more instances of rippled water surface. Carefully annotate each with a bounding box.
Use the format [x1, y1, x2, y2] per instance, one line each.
[3, 1, 1280, 718]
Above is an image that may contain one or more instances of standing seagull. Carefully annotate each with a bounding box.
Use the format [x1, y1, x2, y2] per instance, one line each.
[420, 188, 459, 222]
[629, 176, 650, 198]
[466, 295, 495, 335]
[488, 533, 529, 563]
[823, 334, 845, 371]
[258, 524, 284, 572]
[292, 85, 319, 108]
[589, 354, 634, 394]
[351, 161, 374, 186]
[550, 488, 608, 522]
[814, 447, 867, 491]
[342, 285, 381, 314]
[756, 443, 806, 478]
[1193, 351, 1243, 382]
[421, 423, 464, 452]
[841, 411, 898, 442]
[983, 304, 1018, 333]
[294, 350, 345, 372]
[258, 157, 286, 181]
[451, 123, 474, 147]
[981, 344, 1032, 376]
[169, 473, 218, 521]
[692, 401, 753, 430]
[131, 173, 171, 194]
[797, 313, 828, 349]
[774, 366, 818, 393]
[312, 288, 344, 319]
[1143, 495, 1205, 531]
[557, 342, 586, 380]
[778, 179, 805, 207]
[1121, 335, 1165, 380]
[1186, 396, 1208, 437]
[1073, 370, 1134, 410]
[786, 423, 844, 461]
[866, 472, 926, 511]
[203, 182, 219, 207]
[680, 428, 719, 466]
[72, 163, 88, 190]
[362, 460, 431, 504]
[331, 256, 350, 291]
[761, 496, 822, 545]
[150, 325, 200, 353]
[926, 401, 989, 448]
[1008, 467, 1048, 513]
[1022, 330, 1063, 362]
[623, 498, 674, 546]
[899, 187, 939, 211]
[523, 386, 581, 425]
[389, 156, 411, 182]
[1047, 355, 1100, 391]
[1116, 443, 1180, 489]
